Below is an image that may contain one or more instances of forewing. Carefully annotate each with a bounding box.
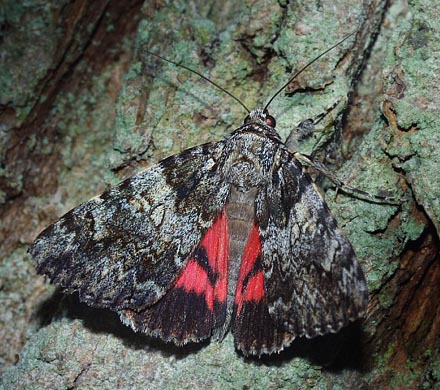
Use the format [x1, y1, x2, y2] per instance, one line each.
[256, 148, 368, 338]
[30, 142, 230, 311]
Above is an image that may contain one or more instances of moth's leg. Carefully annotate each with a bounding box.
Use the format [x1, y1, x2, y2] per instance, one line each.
[286, 118, 318, 152]
[285, 99, 341, 153]
[286, 103, 399, 205]
[293, 151, 399, 204]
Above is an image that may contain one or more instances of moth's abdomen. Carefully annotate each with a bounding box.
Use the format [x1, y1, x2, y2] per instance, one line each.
[226, 187, 258, 285]
[209, 186, 257, 339]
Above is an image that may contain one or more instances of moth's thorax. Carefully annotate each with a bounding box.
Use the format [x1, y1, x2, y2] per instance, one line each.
[223, 111, 281, 191]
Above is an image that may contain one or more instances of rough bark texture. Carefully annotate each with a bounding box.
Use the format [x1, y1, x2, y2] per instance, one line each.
[0, 0, 438, 389]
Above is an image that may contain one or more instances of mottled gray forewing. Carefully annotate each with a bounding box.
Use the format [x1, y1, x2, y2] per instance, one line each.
[30, 142, 230, 311]
[256, 149, 368, 338]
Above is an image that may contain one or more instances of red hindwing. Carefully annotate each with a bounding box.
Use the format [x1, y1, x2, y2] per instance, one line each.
[234, 223, 265, 315]
[232, 221, 294, 355]
[119, 210, 229, 343]
[175, 209, 229, 310]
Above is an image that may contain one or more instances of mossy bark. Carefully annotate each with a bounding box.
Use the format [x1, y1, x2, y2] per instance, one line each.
[0, 0, 438, 389]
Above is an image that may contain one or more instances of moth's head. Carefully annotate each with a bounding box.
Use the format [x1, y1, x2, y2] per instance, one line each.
[243, 108, 276, 129]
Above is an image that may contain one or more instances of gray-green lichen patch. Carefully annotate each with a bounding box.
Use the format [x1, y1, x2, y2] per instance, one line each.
[267, 8, 360, 142]
[0, 0, 69, 175]
[382, 6, 440, 236]
[112, 0, 364, 172]
[0, 1, 68, 118]
[322, 118, 404, 292]
[0, 246, 50, 369]
[112, 5, 263, 168]
[1, 319, 328, 390]
[36, 66, 120, 205]
[333, 159, 424, 292]
[0, 2, 135, 370]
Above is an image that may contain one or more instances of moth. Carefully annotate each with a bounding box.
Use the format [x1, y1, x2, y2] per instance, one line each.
[30, 34, 368, 356]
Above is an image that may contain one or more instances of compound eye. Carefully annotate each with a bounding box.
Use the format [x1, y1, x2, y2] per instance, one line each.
[243, 115, 251, 124]
[265, 114, 276, 128]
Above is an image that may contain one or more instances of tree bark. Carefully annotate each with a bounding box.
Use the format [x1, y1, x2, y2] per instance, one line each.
[0, 0, 438, 388]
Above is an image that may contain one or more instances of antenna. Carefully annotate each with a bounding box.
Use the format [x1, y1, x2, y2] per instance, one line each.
[264, 31, 356, 111]
[147, 32, 356, 116]
[146, 51, 251, 114]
